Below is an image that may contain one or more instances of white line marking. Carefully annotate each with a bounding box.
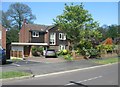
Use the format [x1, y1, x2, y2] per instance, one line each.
[12, 63, 20, 67]
[35, 63, 117, 78]
[66, 76, 102, 85]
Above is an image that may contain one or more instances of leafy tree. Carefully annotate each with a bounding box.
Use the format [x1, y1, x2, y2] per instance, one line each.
[6, 29, 19, 44]
[97, 26, 108, 40]
[53, 3, 100, 50]
[104, 38, 113, 45]
[1, 3, 36, 44]
[0, 10, 12, 29]
[6, 2, 36, 30]
[97, 25, 118, 40]
[106, 25, 118, 39]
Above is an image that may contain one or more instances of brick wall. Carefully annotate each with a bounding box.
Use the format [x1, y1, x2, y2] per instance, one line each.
[0, 24, 6, 49]
[2, 27, 6, 49]
[19, 23, 29, 43]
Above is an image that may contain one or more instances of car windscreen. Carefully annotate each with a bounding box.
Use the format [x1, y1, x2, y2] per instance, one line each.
[46, 51, 55, 54]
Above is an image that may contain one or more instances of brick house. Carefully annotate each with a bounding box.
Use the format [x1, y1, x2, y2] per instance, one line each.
[11, 21, 68, 58]
[0, 24, 6, 49]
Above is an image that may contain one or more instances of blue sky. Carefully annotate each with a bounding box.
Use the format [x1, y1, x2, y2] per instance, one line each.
[1, 2, 118, 27]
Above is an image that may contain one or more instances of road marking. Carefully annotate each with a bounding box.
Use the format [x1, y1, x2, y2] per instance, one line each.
[11, 63, 20, 67]
[35, 63, 117, 78]
[65, 76, 103, 85]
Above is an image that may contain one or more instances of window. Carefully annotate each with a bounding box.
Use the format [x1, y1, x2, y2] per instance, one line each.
[50, 33, 56, 45]
[0, 31, 1, 39]
[59, 33, 66, 40]
[32, 31, 39, 37]
[59, 45, 66, 51]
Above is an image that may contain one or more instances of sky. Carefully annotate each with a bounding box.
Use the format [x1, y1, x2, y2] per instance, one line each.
[1, 2, 118, 27]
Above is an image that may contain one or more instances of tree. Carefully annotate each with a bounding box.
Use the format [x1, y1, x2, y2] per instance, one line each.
[6, 2, 36, 30]
[53, 3, 99, 50]
[6, 29, 19, 44]
[97, 26, 108, 40]
[0, 10, 12, 29]
[106, 25, 118, 39]
[97, 25, 118, 40]
[1, 3, 36, 44]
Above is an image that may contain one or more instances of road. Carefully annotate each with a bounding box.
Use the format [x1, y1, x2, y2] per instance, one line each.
[2, 63, 118, 86]
[1, 59, 100, 75]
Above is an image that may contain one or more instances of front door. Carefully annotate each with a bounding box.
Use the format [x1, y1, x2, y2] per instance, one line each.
[24, 46, 31, 57]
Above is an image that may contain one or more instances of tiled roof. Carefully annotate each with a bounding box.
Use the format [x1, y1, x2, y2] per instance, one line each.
[24, 23, 54, 31]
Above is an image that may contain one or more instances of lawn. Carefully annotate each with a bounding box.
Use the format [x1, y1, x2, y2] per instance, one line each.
[92, 57, 120, 64]
[0, 71, 31, 79]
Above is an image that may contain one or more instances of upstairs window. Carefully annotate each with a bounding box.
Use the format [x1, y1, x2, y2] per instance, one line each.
[50, 33, 56, 45]
[59, 33, 66, 40]
[32, 31, 39, 37]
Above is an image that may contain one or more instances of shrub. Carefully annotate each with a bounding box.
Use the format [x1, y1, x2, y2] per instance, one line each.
[37, 46, 43, 53]
[82, 47, 100, 58]
[32, 46, 37, 56]
[62, 49, 68, 55]
[104, 45, 114, 52]
[64, 54, 73, 61]
[32, 46, 43, 56]
[88, 48, 99, 58]
[32, 46, 37, 52]
[56, 51, 62, 56]
[104, 38, 113, 45]
[57, 50, 69, 56]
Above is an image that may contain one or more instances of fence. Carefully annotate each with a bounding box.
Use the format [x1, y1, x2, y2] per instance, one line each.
[11, 51, 22, 58]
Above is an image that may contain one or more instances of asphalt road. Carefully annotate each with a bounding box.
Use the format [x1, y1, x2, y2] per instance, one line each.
[1, 59, 100, 75]
[2, 63, 119, 86]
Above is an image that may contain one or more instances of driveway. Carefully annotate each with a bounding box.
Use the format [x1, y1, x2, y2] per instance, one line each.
[25, 56, 68, 63]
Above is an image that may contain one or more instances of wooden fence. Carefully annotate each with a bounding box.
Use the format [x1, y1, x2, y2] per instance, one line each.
[11, 51, 22, 58]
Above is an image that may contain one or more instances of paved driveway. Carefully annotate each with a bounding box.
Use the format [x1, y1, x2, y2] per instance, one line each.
[25, 57, 68, 63]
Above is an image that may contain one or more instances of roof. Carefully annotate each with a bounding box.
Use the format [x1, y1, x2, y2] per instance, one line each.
[24, 23, 54, 31]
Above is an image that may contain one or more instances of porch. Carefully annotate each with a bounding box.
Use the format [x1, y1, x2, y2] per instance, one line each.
[11, 43, 48, 58]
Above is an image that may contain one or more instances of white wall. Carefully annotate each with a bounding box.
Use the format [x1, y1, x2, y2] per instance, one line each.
[12, 46, 23, 51]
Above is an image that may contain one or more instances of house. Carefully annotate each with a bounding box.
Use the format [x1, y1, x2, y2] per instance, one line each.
[0, 24, 6, 49]
[11, 20, 68, 58]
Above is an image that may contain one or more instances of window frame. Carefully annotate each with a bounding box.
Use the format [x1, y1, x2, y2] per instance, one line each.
[59, 33, 66, 40]
[50, 33, 56, 45]
[32, 31, 39, 37]
[59, 45, 66, 51]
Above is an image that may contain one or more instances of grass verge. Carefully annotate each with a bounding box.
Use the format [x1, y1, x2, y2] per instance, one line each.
[92, 57, 120, 64]
[0, 71, 31, 79]
[11, 57, 23, 62]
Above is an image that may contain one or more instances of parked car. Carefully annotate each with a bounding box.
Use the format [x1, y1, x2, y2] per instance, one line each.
[45, 49, 57, 58]
[0, 46, 6, 64]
